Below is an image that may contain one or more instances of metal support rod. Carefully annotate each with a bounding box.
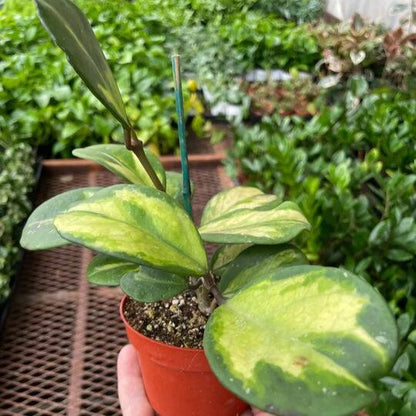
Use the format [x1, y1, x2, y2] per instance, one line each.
[171, 55, 192, 218]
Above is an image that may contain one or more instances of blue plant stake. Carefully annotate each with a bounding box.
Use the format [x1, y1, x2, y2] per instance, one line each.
[171, 54, 192, 218]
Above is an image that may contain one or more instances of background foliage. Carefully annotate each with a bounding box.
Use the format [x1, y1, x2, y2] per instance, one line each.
[0, 0, 320, 157]
[0, 143, 35, 301]
[252, 0, 325, 23]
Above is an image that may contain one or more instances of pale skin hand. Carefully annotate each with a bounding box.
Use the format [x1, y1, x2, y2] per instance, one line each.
[117, 344, 273, 416]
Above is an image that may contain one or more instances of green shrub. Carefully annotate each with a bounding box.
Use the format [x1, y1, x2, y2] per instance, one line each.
[0, 1, 320, 157]
[227, 86, 416, 413]
[252, 0, 325, 23]
[0, 143, 35, 302]
[228, 87, 416, 304]
[184, 0, 325, 23]
[174, 11, 320, 104]
[0, 1, 184, 157]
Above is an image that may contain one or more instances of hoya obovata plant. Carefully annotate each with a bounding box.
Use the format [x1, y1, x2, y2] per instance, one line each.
[21, 1, 399, 415]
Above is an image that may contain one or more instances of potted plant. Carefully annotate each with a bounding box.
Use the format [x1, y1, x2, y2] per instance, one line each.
[21, 1, 399, 415]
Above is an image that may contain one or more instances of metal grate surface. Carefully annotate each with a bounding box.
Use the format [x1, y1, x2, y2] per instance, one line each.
[0, 159, 232, 415]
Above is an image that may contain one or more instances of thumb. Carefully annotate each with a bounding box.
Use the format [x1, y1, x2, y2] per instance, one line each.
[241, 407, 275, 416]
[117, 344, 154, 416]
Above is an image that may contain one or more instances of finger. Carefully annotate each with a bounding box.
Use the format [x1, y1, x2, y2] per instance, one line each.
[252, 407, 274, 416]
[240, 407, 275, 416]
[117, 344, 154, 416]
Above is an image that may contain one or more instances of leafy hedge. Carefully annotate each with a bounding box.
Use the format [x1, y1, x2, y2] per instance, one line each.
[228, 84, 416, 306]
[0, 0, 320, 157]
[0, 143, 35, 302]
[252, 0, 325, 23]
[0, 1, 180, 157]
[227, 84, 416, 413]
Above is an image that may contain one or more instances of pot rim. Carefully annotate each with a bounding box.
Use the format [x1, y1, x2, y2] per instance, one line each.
[120, 295, 205, 353]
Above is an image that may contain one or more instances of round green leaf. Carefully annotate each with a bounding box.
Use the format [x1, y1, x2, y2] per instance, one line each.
[54, 184, 208, 276]
[204, 266, 398, 416]
[210, 244, 252, 275]
[87, 254, 140, 286]
[20, 187, 101, 250]
[120, 266, 187, 302]
[73, 144, 166, 188]
[219, 244, 308, 296]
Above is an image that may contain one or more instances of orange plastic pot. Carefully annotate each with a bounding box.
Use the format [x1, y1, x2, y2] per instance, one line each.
[120, 296, 248, 416]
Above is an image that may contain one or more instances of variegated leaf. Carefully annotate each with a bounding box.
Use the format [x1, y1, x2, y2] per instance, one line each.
[199, 190, 311, 244]
[34, 0, 129, 127]
[201, 186, 266, 225]
[73, 145, 166, 188]
[54, 184, 207, 276]
[165, 171, 194, 208]
[210, 244, 252, 275]
[219, 244, 307, 296]
[20, 187, 100, 250]
[120, 267, 187, 302]
[87, 254, 140, 286]
[204, 266, 398, 416]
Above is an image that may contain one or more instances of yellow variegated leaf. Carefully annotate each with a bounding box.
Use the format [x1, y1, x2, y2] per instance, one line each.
[201, 186, 266, 225]
[219, 244, 308, 296]
[73, 145, 166, 188]
[210, 244, 252, 275]
[199, 193, 311, 244]
[204, 266, 398, 416]
[54, 185, 208, 276]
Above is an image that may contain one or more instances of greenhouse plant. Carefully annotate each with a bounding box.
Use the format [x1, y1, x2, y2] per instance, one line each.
[21, 1, 399, 415]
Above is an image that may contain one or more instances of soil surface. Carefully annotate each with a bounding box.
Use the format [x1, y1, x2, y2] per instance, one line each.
[123, 292, 209, 349]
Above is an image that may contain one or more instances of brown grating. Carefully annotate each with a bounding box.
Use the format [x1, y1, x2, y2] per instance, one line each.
[0, 158, 233, 415]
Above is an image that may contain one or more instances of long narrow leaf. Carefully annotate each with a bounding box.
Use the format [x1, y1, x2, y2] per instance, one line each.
[34, 0, 129, 127]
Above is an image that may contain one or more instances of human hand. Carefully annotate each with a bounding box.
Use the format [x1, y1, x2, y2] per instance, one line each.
[117, 344, 273, 416]
[118, 344, 154, 416]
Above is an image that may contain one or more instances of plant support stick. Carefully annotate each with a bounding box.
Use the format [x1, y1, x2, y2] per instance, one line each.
[172, 55, 192, 218]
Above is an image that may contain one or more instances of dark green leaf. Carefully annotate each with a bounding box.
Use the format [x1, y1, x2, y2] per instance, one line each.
[34, 0, 129, 127]
[387, 249, 413, 262]
[120, 266, 187, 302]
[87, 254, 140, 286]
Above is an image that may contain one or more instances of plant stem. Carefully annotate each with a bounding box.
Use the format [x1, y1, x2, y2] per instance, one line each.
[123, 127, 165, 192]
[210, 285, 226, 306]
[171, 54, 193, 218]
[203, 272, 226, 306]
[190, 274, 226, 314]
[190, 277, 212, 315]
